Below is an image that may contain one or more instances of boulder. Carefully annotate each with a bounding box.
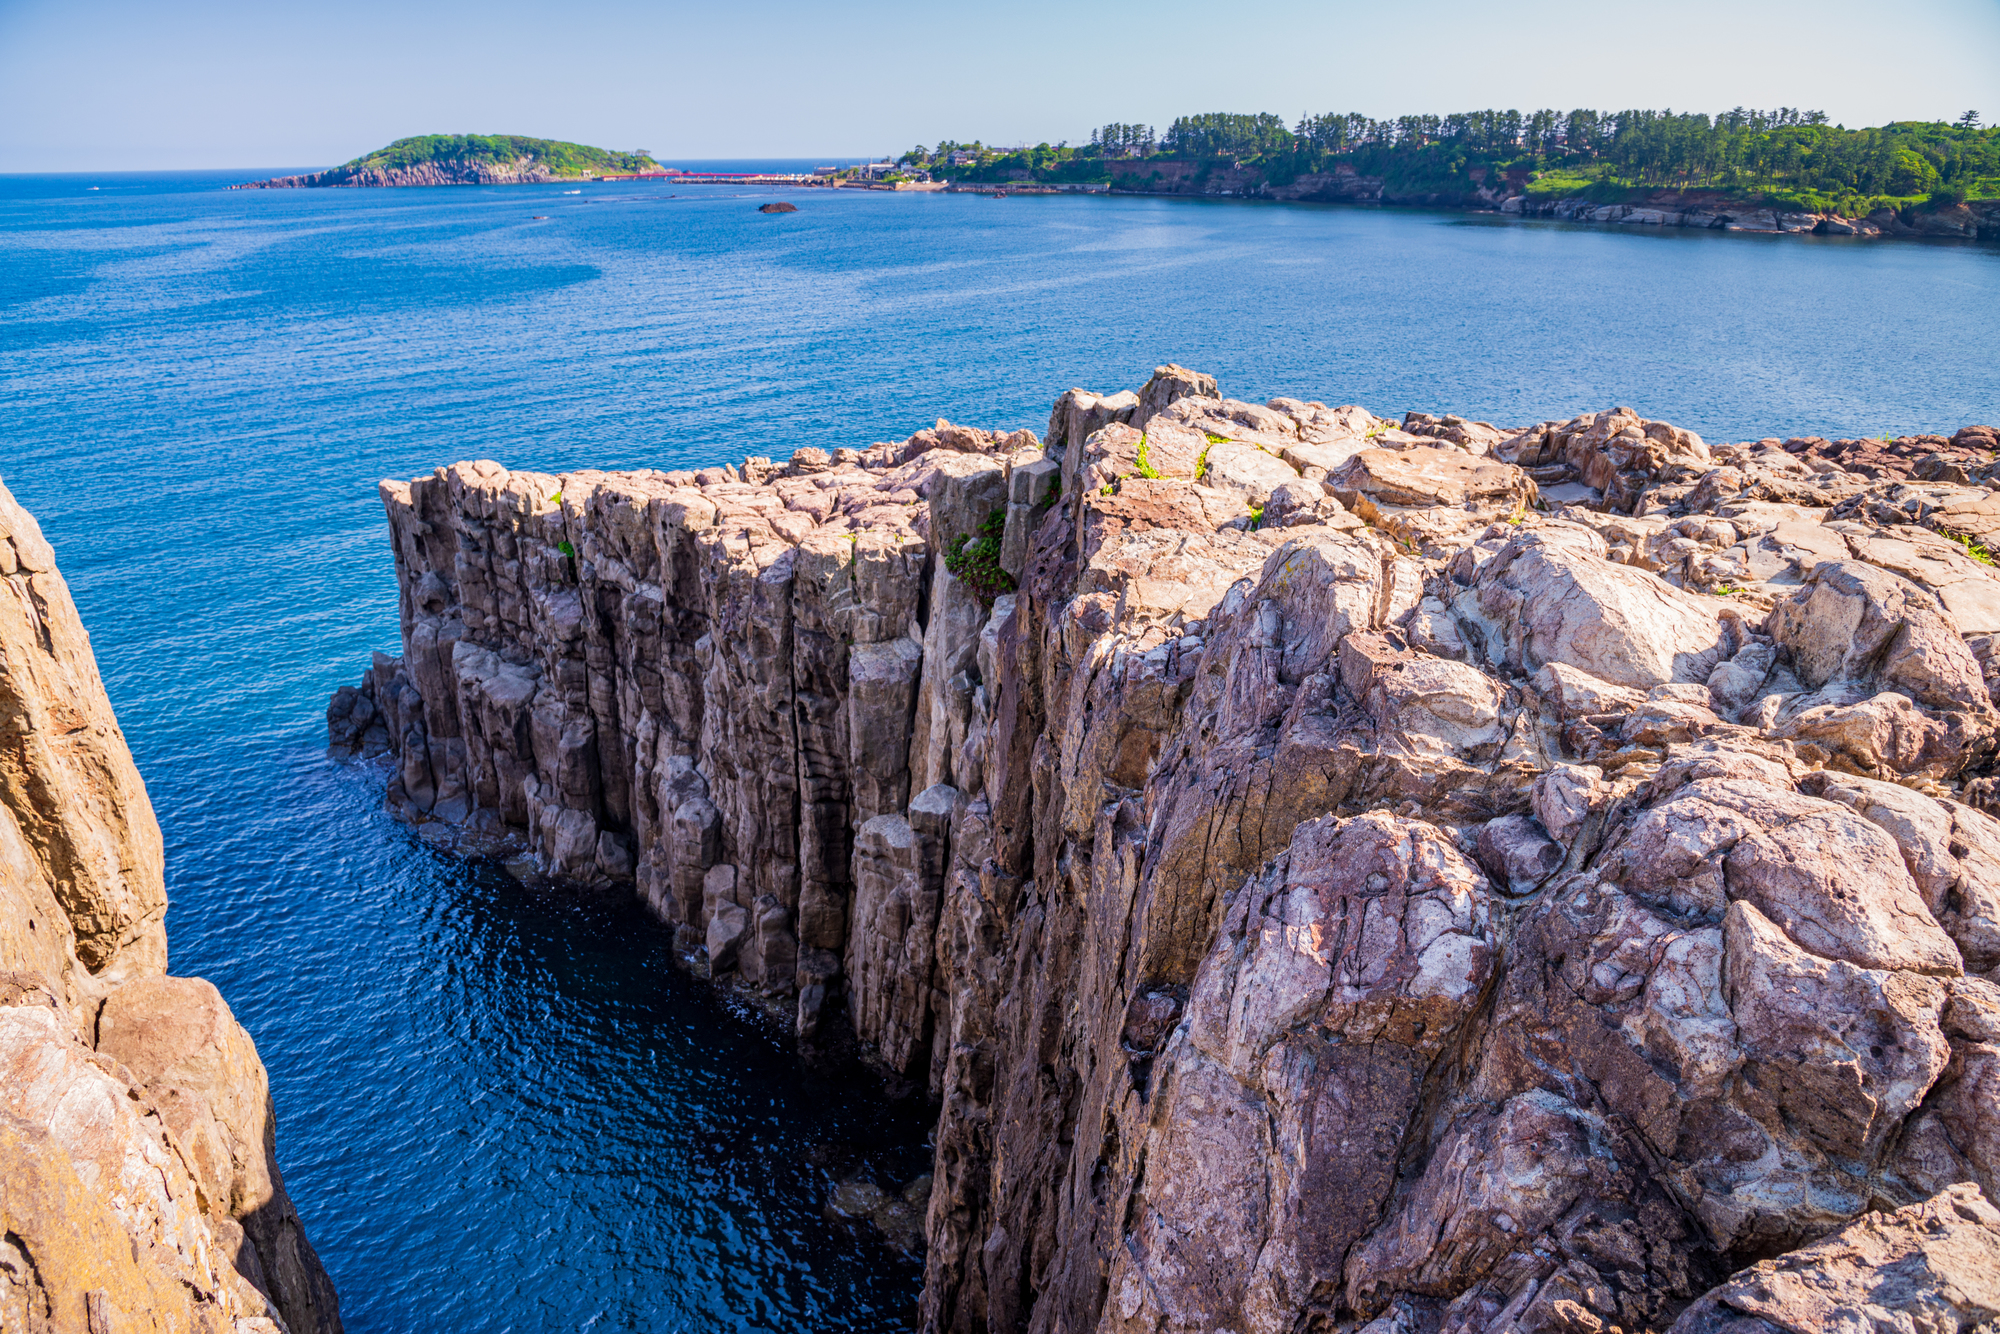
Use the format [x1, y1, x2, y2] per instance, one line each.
[1669, 1184, 2000, 1334]
[1769, 560, 1990, 712]
[1330, 446, 1534, 513]
[1461, 526, 1740, 688]
[1132, 363, 1219, 429]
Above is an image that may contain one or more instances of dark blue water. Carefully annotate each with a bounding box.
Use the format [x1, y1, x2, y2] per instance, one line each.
[1, 170, 1996, 1333]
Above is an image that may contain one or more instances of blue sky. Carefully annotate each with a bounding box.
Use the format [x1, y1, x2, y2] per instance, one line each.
[1, 0, 1996, 170]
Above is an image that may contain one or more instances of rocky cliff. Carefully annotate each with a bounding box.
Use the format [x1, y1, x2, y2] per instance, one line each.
[1101, 160, 2000, 239]
[239, 159, 577, 189]
[1, 480, 341, 1334]
[335, 366, 2000, 1333]
[1498, 194, 2000, 239]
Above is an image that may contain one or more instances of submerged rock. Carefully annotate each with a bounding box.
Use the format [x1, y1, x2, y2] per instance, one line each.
[759, 201, 799, 214]
[338, 366, 2000, 1333]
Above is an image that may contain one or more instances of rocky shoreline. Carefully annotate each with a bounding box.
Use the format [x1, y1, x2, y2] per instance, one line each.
[233, 154, 1998, 239]
[0, 480, 341, 1333]
[1497, 192, 1999, 239]
[236, 158, 578, 189]
[1096, 160, 2000, 240]
[334, 367, 2000, 1332]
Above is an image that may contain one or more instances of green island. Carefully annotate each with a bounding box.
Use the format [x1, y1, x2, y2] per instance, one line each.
[239, 134, 659, 188]
[339, 134, 657, 177]
[905, 107, 1998, 225]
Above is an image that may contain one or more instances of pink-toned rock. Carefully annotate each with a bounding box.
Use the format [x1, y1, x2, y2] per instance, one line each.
[1669, 1184, 2000, 1334]
[2, 476, 340, 1333]
[1462, 525, 1739, 688]
[331, 372, 2000, 1334]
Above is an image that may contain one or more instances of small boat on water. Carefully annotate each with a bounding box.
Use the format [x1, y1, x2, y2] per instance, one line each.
[991, 190, 1008, 199]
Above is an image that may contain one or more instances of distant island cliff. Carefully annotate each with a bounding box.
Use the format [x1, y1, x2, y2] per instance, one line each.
[237, 133, 660, 188]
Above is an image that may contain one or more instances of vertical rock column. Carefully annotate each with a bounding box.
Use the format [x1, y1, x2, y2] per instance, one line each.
[341, 424, 1035, 1044]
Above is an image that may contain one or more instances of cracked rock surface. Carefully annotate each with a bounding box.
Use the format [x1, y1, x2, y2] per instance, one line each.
[338, 365, 2000, 1332]
[2, 479, 341, 1334]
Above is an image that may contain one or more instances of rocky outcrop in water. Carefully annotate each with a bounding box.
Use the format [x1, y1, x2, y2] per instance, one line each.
[239, 159, 576, 189]
[2, 479, 341, 1334]
[337, 367, 2000, 1333]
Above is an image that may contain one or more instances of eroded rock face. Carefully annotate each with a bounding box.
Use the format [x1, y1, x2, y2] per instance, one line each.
[1, 479, 340, 1333]
[340, 371, 2000, 1333]
[1667, 1183, 2000, 1334]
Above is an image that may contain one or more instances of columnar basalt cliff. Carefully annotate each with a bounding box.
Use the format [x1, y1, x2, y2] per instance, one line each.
[2, 480, 341, 1334]
[336, 367, 2000, 1333]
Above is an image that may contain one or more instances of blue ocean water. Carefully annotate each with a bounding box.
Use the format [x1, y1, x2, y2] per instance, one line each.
[1, 169, 1996, 1333]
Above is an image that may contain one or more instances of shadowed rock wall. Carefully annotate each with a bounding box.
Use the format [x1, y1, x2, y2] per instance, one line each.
[339, 367, 2000, 1333]
[1, 478, 341, 1334]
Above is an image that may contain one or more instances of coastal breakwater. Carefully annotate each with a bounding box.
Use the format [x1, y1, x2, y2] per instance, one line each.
[0, 481, 341, 1333]
[335, 366, 2000, 1333]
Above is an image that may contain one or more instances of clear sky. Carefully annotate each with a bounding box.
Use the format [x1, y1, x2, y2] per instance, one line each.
[2, 0, 1996, 171]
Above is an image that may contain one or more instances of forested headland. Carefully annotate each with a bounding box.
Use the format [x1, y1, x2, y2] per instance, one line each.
[907, 108, 1997, 218]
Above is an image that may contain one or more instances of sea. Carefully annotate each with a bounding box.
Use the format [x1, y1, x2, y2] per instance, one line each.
[1, 166, 1996, 1333]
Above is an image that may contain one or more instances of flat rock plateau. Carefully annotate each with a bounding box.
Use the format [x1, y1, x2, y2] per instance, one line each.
[1, 480, 341, 1332]
[333, 365, 2000, 1334]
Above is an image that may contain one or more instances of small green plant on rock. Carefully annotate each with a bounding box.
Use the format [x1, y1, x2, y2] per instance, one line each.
[1195, 432, 1233, 482]
[1938, 527, 1996, 566]
[557, 539, 576, 559]
[1133, 434, 1164, 480]
[1246, 504, 1264, 530]
[945, 510, 1016, 607]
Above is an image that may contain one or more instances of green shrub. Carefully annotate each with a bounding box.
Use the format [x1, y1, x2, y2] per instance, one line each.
[1938, 527, 1995, 566]
[945, 510, 1017, 607]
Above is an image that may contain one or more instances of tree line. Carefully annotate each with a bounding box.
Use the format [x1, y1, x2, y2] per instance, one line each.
[903, 109, 1995, 208]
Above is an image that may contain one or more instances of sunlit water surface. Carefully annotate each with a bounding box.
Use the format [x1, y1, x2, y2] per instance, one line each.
[1, 169, 1996, 1332]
